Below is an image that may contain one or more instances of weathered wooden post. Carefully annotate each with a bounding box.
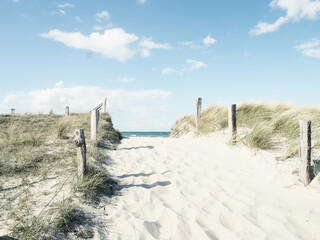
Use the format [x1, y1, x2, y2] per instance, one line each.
[11, 109, 15, 116]
[65, 106, 69, 116]
[299, 119, 312, 185]
[228, 104, 237, 144]
[102, 97, 107, 113]
[196, 98, 202, 129]
[74, 129, 86, 181]
[91, 109, 99, 141]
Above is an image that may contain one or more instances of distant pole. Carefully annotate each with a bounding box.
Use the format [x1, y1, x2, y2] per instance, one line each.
[91, 109, 98, 141]
[102, 97, 107, 113]
[228, 104, 237, 144]
[11, 108, 15, 116]
[196, 98, 202, 129]
[65, 106, 69, 116]
[74, 129, 86, 181]
[299, 119, 312, 185]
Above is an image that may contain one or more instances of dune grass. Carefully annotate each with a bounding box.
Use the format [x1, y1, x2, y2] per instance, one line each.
[54, 198, 85, 234]
[0, 111, 121, 238]
[72, 164, 116, 203]
[171, 103, 320, 156]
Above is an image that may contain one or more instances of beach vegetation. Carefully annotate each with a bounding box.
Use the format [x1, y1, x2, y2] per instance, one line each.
[72, 164, 116, 203]
[54, 198, 85, 233]
[0, 111, 121, 237]
[171, 103, 320, 156]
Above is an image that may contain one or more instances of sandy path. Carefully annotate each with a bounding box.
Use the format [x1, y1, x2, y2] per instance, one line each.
[103, 134, 320, 240]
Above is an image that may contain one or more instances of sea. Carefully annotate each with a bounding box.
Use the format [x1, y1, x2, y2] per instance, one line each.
[121, 132, 171, 138]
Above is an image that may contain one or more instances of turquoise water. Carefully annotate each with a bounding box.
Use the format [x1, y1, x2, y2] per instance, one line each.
[121, 132, 171, 138]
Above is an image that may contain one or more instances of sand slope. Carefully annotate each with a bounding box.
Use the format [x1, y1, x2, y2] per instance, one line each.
[104, 134, 320, 240]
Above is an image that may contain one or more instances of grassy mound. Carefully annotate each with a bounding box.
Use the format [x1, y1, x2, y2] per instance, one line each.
[0, 112, 121, 239]
[171, 103, 320, 156]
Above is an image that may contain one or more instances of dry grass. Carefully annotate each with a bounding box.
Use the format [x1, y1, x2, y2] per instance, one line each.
[170, 115, 195, 137]
[72, 164, 116, 203]
[198, 105, 228, 134]
[54, 198, 85, 234]
[0, 112, 121, 238]
[171, 103, 320, 156]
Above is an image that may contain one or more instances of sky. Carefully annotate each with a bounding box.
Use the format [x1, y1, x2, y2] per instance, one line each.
[1, 0, 320, 131]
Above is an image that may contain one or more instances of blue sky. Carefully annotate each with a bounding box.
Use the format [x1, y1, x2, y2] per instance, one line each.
[1, 0, 320, 131]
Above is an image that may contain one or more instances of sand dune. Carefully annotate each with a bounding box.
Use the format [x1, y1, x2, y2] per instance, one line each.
[102, 133, 320, 240]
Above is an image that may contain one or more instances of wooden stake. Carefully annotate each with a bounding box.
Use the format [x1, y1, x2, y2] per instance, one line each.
[102, 97, 107, 113]
[74, 129, 86, 181]
[299, 119, 312, 185]
[91, 109, 99, 141]
[65, 106, 69, 116]
[228, 104, 237, 144]
[196, 98, 202, 129]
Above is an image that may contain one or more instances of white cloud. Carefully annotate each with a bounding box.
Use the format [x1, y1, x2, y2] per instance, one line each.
[3, 94, 17, 103]
[118, 77, 135, 83]
[95, 11, 110, 20]
[179, 41, 201, 49]
[203, 34, 217, 46]
[138, 0, 147, 4]
[250, 0, 320, 36]
[250, 16, 288, 35]
[0, 86, 172, 118]
[139, 37, 172, 57]
[180, 34, 217, 50]
[58, 10, 66, 15]
[139, 37, 172, 50]
[40, 28, 139, 62]
[55, 81, 64, 87]
[40, 28, 171, 62]
[185, 59, 207, 72]
[162, 59, 207, 75]
[12, 0, 19, 2]
[106, 23, 114, 28]
[74, 16, 83, 22]
[162, 68, 176, 75]
[93, 26, 103, 31]
[140, 49, 151, 58]
[57, 3, 74, 8]
[296, 38, 320, 58]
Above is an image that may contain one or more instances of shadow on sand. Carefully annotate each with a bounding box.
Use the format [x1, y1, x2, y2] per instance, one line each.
[117, 172, 155, 178]
[118, 146, 154, 151]
[120, 181, 171, 190]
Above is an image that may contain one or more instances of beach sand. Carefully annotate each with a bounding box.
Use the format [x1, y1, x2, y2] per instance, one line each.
[102, 133, 320, 240]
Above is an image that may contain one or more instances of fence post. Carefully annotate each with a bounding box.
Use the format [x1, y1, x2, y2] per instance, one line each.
[196, 98, 202, 129]
[102, 97, 107, 113]
[299, 119, 312, 185]
[228, 104, 237, 144]
[74, 129, 86, 181]
[11, 109, 15, 116]
[65, 106, 69, 116]
[91, 109, 99, 141]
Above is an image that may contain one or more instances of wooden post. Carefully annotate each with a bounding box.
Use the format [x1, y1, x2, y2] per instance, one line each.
[91, 109, 99, 141]
[65, 106, 69, 116]
[299, 119, 312, 185]
[102, 97, 107, 113]
[196, 98, 202, 129]
[11, 109, 15, 116]
[228, 104, 237, 144]
[74, 129, 86, 181]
